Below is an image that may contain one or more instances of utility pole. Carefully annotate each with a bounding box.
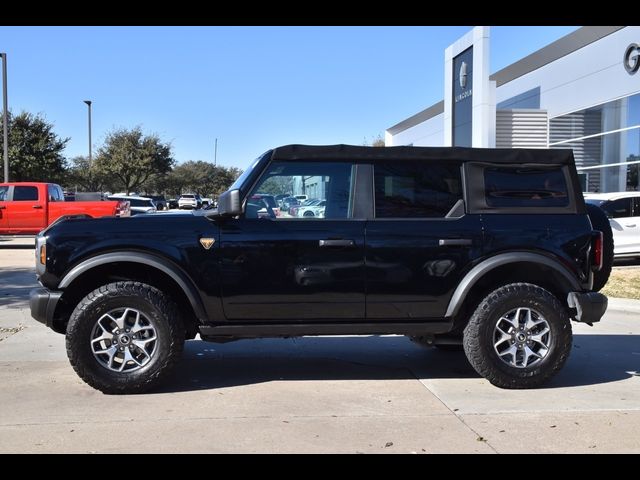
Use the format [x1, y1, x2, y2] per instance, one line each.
[214, 138, 217, 167]
[1, 53, 8, 182]
[83, 100, 92, 167]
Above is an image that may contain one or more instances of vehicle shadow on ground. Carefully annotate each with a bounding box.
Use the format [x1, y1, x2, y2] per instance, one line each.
[157, 334, 639, 393]
[0, 267, 38, 308]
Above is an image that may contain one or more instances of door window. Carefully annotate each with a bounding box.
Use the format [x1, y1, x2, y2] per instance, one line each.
[13, 186, 39, 201]
[0, 186, 8, 201]
[374, 161, 462, 218]
[246, 161, 354, 220]
[601, 198, 632, 219]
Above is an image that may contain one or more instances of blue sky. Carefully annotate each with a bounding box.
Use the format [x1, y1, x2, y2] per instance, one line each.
[0, 26, 577, 170]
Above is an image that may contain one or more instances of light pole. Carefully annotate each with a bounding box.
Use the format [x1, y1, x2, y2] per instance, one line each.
[83, 100, 92, 167]
[1, 53, 8, 182]
[214, 137, 217, 167]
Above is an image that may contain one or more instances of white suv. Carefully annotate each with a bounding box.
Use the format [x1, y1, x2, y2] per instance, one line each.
[585, 192, 640, 258]
[178, 194, 202, 209]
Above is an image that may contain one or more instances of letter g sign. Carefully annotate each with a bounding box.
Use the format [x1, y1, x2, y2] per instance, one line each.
[624, 43, 640, 74]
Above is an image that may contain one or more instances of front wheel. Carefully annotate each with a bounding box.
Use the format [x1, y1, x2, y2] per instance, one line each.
[66, 282, 185, 394]
[463, 283, 572, 389]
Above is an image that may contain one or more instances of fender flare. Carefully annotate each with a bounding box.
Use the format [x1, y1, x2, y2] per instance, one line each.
[59, 252, 207, 322]
[444, 252, 581, 318]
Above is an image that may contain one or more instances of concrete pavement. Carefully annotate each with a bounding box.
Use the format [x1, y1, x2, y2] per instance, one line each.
[0, 240, 639, 453]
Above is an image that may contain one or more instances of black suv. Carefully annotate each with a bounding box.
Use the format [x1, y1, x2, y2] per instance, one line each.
[29, 145, 610, 394]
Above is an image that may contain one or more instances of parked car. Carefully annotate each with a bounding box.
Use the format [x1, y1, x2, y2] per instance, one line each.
[107, 195, 157, 216]
[584, 192, 640, 259]
[274, 193, 290, 208]
[166, 198, 179, 210]
[178, 194, 202, 209]
[251, 194, 280, 216]
[30, 145, 610, 393]
[146, 195, 167, 211]
[296, 199, 326, 218]
[0, 182, 129, 235]
[201, 197, 213, 208]
[281, 196, 299, 214]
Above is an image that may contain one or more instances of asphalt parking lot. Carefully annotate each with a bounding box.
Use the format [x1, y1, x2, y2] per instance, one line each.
[1, 237, 639, 453]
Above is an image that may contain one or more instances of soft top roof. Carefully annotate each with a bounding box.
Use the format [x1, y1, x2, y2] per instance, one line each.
[270, 144, 575, 165]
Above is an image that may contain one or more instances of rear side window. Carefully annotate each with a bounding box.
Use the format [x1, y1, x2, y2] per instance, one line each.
[13, 186, 39, 201]
[374, 161, 462, 218]
[0, 186, 8, 201]
[601, 198, 632, 219]
[484, 167, 569, 208]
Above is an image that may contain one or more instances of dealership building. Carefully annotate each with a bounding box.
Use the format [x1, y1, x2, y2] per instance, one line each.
[385, 26, 640, 192]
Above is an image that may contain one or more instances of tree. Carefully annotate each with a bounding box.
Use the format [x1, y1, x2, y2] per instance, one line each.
[94, 127, 174, 195]
[65, 156, 108, 192]
[363, 134, 385, 147]
[0, 111, 69, 183]
[163, 161, 241, 198]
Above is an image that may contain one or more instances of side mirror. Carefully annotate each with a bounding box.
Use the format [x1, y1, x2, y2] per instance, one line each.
[217, 189, 243, 216]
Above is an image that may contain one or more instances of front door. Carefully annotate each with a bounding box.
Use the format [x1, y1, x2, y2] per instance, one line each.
[602, 197, 638, 256]
[0, 186, 8, 232]
[219, 159, 365, 321]
[8, 185, 45, 232]
[365, 159, 482, 319]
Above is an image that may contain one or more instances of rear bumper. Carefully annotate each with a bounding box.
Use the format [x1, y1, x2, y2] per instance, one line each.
[29, 288, 62, 329]
[567, 292, 608, 324]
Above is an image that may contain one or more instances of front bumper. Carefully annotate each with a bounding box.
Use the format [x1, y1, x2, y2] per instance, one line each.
[29, 288, 62, 329]
[567, 291, 608, 325]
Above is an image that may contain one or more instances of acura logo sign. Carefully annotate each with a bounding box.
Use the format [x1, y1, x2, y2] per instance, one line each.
[624, 43, 640, 74]
[459, 61, 468, 88]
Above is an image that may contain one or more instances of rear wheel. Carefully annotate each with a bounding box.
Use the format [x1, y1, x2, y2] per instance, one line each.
[586, 203, 614, 291]
[66, 282, 185, 394]
[463, 283, 572, 389]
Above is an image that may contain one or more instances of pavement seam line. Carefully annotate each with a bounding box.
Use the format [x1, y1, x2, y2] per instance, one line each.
[407, 367, 500, 454]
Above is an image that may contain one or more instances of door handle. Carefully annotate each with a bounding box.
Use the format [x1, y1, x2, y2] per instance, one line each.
[439, 239, 472, 246]
[319, 239, 355, 247]
[33, 205, 43, 209]
[625, 224, 636, 228]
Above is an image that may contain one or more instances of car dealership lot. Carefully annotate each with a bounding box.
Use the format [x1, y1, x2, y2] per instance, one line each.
[0, 238, 639, 453]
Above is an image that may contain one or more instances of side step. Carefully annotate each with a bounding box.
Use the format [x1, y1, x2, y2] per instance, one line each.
[199, 321, 452, 339]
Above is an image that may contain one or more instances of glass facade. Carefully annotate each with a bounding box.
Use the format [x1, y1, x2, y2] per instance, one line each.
[549, 94, 640, 192]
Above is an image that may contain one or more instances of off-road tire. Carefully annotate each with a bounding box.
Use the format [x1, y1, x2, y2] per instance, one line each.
[463, 283, 572, 389]
[586, 203, 614, 291]
[66, 282, 185, 394]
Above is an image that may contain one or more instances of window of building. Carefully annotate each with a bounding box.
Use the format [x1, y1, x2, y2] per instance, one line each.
[13, 186, 39, 201]
[246, 161, 354, 220]
[484, 167, 569, 208]
[601, 198, 632, 219]
[374, 161, 462, 218]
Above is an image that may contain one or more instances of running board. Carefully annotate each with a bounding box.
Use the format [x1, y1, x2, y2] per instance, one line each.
[199, 321, 452, 338]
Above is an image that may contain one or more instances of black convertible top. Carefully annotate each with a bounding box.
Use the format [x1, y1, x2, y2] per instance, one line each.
[270, 144, 575, 165]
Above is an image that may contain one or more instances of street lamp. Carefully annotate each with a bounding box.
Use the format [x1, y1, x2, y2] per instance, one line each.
[83, 100, 92, 167]
[1, 53, 8, 182]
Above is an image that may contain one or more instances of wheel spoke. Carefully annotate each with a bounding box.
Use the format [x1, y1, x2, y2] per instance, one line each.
[522, 345, 540, 366]
[499, 344, 519, 366]
[530, 327, 550, 345]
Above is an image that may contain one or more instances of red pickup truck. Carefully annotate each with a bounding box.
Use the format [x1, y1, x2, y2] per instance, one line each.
[0, 182, 129, 235]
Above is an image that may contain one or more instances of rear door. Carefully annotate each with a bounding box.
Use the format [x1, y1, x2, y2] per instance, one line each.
[8, 185, 45, 232]
[365, 160, 483, 319]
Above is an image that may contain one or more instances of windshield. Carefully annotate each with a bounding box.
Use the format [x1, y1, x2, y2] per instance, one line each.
[229, 151, 271, 192]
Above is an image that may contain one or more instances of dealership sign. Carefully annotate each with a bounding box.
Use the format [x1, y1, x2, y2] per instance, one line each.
[624, 43, 639, 74]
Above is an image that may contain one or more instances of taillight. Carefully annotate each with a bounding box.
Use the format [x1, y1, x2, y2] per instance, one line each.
[593, 231, 603, 271]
